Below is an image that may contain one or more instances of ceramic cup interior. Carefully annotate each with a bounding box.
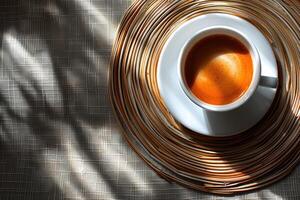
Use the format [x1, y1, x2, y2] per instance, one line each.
[179, 26, 261, 112]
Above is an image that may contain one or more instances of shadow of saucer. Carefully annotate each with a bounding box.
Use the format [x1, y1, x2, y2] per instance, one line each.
[203, 85, 277, 136]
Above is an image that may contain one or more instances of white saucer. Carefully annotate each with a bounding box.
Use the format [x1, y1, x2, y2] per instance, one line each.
[157, 13, 278, 137]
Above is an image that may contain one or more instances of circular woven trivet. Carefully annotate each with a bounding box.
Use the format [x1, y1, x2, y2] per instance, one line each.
[109, 0, 300, 195]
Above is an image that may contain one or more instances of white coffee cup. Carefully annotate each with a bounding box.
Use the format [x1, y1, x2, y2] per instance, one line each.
[178, 26, 274, 112]
[158, 13, 279, 135]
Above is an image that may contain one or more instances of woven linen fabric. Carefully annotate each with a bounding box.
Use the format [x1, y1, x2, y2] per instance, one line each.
[0, 0, 299, 200]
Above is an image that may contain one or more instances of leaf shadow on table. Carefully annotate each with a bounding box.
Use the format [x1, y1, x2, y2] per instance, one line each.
[0, 0, 177, 199]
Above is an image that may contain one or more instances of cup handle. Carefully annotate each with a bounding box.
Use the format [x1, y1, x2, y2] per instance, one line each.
[259, 76, 278, 88]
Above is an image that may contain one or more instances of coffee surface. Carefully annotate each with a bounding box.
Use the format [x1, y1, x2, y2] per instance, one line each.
[184, 34, 253, 105]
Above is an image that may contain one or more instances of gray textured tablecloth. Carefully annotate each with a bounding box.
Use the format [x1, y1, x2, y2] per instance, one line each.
[0, 0, 299, 199]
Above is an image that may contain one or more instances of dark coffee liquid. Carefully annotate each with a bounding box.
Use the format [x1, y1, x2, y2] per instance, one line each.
[184, 35, 253, 105]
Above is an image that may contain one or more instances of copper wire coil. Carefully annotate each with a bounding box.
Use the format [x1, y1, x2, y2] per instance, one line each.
[109, 0, 300, 195]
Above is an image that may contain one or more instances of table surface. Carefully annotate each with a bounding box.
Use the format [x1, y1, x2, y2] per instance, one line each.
[0, 0, 299, 199]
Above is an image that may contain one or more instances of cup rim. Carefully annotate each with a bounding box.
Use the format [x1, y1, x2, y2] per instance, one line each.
[178, 26, 261, 112]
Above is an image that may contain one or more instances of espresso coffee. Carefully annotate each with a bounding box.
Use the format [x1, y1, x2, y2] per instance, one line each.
[184, 34, 253, 105]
